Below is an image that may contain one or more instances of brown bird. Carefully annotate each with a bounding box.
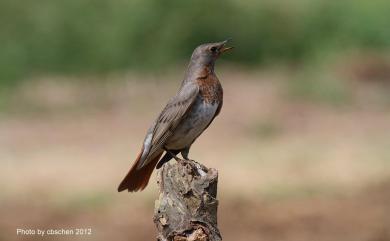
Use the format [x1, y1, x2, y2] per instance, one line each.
[118, 40, 233, 192]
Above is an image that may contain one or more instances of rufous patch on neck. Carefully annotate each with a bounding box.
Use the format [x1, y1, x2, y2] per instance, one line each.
[197, 69, 223, 104]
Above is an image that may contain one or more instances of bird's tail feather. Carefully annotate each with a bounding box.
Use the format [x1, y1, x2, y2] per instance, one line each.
[117, 148, 163, 192]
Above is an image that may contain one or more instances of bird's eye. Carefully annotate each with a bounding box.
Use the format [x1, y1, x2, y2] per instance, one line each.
[210, 46, 217, 53]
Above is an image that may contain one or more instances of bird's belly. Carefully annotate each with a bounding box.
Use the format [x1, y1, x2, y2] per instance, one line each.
[165, 100, 218, 150]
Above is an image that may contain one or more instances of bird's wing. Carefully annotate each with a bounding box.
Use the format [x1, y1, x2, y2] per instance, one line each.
[137, 82, 199, 168]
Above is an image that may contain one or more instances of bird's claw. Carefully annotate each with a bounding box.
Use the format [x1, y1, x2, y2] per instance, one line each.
[173, 156, 185, 163]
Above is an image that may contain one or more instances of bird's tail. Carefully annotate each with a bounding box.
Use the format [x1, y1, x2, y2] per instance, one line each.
[117, 148, 163, 192]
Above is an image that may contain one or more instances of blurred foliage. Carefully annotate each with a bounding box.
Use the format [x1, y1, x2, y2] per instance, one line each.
[0, 0, 389, 87]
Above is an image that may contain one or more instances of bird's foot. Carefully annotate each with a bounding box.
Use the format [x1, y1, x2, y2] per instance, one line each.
[173, 155, 185, 163]
[182, 158, 207, 176]
[183, 157, 195, 162]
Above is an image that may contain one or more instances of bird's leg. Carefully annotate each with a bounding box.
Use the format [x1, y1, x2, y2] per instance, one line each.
[164, 149, 184, 163]
[181, 147, 206, 176]
[181, 147, 193, 161]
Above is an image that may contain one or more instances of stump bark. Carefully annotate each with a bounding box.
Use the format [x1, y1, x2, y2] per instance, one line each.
[153, 160, 221, 241]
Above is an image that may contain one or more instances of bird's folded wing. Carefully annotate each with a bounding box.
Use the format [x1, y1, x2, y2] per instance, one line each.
[140, 83, 199, 167]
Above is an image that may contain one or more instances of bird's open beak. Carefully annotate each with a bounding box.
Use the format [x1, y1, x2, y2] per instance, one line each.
[220, 46, 234, 53]
[219, 39, 234, 53]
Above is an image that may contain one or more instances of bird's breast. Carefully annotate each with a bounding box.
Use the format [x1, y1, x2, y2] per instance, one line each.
[197, 73, 223, 104]
[165, 96, 219, 150]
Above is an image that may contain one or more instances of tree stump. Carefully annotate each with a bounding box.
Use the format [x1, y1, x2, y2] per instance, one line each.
[153, 160, 221, 241]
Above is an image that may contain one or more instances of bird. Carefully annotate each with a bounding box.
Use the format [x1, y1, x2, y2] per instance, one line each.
[118, 39, 233, 192]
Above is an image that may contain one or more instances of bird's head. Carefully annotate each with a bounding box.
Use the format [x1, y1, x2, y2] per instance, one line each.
[190, 39, 233, 66]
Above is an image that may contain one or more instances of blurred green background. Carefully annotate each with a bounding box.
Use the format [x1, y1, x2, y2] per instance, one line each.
[1, 1, 390, 241]
[1, 0, 390, 85]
